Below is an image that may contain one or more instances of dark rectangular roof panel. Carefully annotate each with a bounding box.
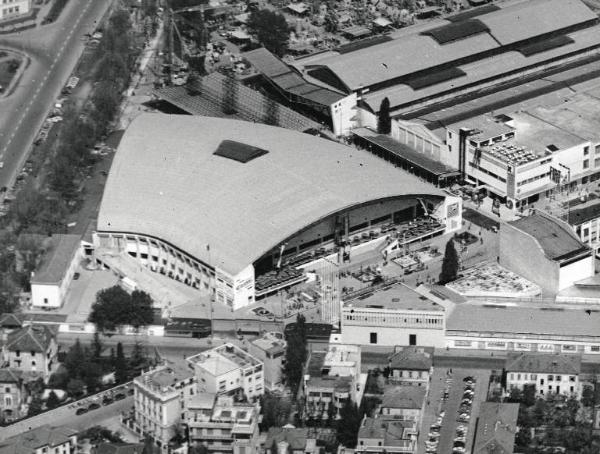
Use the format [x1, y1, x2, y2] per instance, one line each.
[337, 35, 393, 54]
[405, 67, 466, 90]
[445, 4, 500, 22]
[422, 19, 490, 44]
[517, 35, 575, 56]
[214, 140, 269, 163]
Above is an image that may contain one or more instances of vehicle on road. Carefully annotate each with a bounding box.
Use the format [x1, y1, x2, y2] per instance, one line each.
[88, 402, 100, 410]
[73, 272, 80, 280]
[76, 407, 88, 415]
[114, 393, 126, 400]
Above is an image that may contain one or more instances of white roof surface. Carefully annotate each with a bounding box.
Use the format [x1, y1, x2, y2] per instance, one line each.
[98, 114, 443, 275]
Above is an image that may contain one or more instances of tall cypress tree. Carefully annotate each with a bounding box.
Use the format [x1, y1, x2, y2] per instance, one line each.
[439, 239, 460, 284]
[377, 97, 391, 134]
[115, 342, 128, 384]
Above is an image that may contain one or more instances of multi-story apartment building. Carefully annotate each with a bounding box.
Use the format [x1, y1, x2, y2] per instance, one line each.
[2, 325, 58, 379]
[248, 332, 286, 390]
[341, 283, 445, 347]
[0, 0, 30, 21]
[505, 353, 582, 398]
[0, 368, 26, 423]
[186, 395, 260, 454]
[356, 417, 417, 454]
[187, 344, 264, 401]
[387, 347, 433, 387]
[570, 201, 600, 258]
[380, 385, 426, 423]
[0, 425, 77, 454]
[132, 361, 196, 450]
[303, 344, 361, 422]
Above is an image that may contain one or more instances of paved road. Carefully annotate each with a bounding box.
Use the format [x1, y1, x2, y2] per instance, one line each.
[0, 0, 113, 190]
[0, 394, 133, 441]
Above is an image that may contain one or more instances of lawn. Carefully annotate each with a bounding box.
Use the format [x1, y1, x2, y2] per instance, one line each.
[0, 57, 22, 92]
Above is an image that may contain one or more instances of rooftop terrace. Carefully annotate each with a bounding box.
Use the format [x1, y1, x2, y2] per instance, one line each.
[187, 343, 261, 375]
[343, 282, 443, 312]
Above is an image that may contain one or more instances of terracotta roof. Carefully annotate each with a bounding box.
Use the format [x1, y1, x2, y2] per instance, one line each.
[95, 443, 145, 454]
[505, 353, 581, 375]
[473, 403, 519, 454]
[0, 369, 23, 384]
[0, 426, 76, 454]
[0, 313, 23, 329]
[265, 428, 310, 451]
[6, 325, 55, 353]
[381, 385, 426, 410]
[388, 347, 433, 371]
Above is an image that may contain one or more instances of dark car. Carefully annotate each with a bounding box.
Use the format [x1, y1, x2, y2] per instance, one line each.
[88, 402, 101, 410]
[102, 396, 114, 405]
[76, 407, 88, 415]
[114, 393, 126, 401]
[73, 272, 80, 280]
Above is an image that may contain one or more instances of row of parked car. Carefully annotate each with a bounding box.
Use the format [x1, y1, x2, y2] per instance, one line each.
[452, 376, 477, 454]
[73, 384, 133, 415]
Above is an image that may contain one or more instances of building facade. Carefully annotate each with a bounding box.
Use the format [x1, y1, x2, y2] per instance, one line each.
[2, 325, 58, 379]
[0, 369, 25, 423]
[0, 0, 30, 21]
[186, 395, 261, 454]
[248, 332, 286, 390]
[132, 362, 197, 450]
[341, 283, 445, 347]
[187, 344, 264, 401]
[0, 425, 77, 454]
[387, 347, 433, 387]
[505, 353, 582, 398]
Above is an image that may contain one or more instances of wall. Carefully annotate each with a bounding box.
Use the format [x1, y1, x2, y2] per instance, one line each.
[331, 93, 358, 137]
[558, 255, 594, 291]
[446, 334, 600, 355]
[391, 120, 446, 162]
[0, 0, 30, 20]
[232, 265, 255, 310]
[499, 223, 559, 295]
[340, 324, 445, 348]
[31, 284, 61, 308]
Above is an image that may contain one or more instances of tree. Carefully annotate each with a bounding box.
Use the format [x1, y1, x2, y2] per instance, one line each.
[439, 239, 459, 284]
[581, 384, 596, 407]
[523, 384, 536, 407]
[284, 314, 307, 395]
[46, 390, 61, 409]
[260, 393, 292, 430]
[130, 290, 154, 328]
[79, 426, 124, 444]
[336, 400, 361, 448]
[324, 9, 338, 33]
[247, 10, 289, 57]
[506, 387, 523, 403]
[377, 97, 391, 134]
[67, 378, 86, 398]
[27, 396, 43, 416]
[92, 331, 103, 361]
[115, 342, 128, 384]
[64, 339, 86, 377]
[515, 426, 531, 448]
[130, 339, 147, 371]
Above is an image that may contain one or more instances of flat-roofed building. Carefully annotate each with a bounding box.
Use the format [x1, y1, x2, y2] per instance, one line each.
[472, 403, 519, 454]
[303, 344, 361, 423]
[569, 201, 600, 258]
[356, 417, 417, 454]
[505, 353, 582, 398]
[187, 344, 264, 400]
[445, 303, 600, 354]
[131, 361, 196, 450]
[387, 347, 433, 387]
[341, 283, 445, 347]
[500, 212, 593, 294]
[186, 395, 261, 454]
[248, 332, 286, 390]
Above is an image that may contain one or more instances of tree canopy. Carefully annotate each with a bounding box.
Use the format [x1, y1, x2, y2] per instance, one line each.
[377, 97, 391, 134]
[284, 314, 307, 395]
[89, 286, 154, 333]
[247, 10, 290, 57]
[439, 239, 459, 284]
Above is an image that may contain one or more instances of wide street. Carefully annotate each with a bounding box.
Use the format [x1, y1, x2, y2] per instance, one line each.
[0, 0, 113, 190]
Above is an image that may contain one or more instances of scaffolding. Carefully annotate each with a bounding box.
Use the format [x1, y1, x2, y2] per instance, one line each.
[317, 256, 341, 326]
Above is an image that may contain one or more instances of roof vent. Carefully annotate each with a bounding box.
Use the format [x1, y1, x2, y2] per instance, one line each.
[213, 140, 269, 163]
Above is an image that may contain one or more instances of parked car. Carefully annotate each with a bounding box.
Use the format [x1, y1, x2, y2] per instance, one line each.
[88, 402, 101, 410]
[73, 272, 80, 280]
[114, 393, 126, 400]
[76, 407, 88, 415]
[102, 396, 114, 405]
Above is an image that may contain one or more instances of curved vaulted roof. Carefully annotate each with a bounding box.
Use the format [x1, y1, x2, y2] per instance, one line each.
[98, 114, 444, 275]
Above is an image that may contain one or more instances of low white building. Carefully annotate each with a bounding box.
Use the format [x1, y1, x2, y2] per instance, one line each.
[30, 234, 82, 308]
[505, 353, 582, 398]
[187, 343, 264, 401]
[0, 0, 30, 21]
[341, 283, 446, 347]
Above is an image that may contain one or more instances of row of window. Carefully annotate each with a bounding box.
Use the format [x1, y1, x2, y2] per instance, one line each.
[517, 171, 550, 187]
[468, 161, 507, 183]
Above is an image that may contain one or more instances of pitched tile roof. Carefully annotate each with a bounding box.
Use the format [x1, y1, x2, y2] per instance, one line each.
[505, 353, 581, 375]
[0, 369, 23, 384]
[0, 313, 23, 329]
[388, 347, 433, 371]
[0, 426, 76, 454]
[473, 403, 519, 454]
[381, 385, 426, 410]
[6, 325, 55, 353]
[95, 443, 145, 454]
[265, 428, 310, 451]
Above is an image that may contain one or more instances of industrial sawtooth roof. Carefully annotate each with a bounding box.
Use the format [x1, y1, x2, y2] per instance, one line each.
[300, 0, 596, 91]
[97, 114, 444, 275]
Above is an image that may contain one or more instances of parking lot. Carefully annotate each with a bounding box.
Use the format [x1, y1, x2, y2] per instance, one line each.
[418, 368, 491, 454]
